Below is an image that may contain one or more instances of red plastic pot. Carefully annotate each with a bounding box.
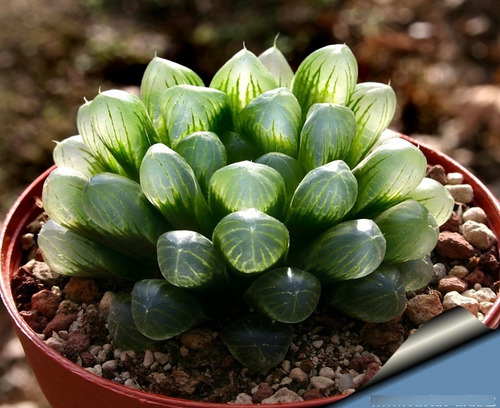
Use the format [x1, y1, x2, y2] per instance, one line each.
[1, 136, 499, 408]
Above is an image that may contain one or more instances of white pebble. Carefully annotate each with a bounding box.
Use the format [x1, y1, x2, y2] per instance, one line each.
[480, 302, 494, 314]
[443, 291, 479, 315]
[461, 220, 497, 250]
[97, 349, 108, 363]
[232, 393, 253, 404]
[319, 366, 335, 379]
[447, 172, 464, 185]
[312, 340, 324, 348]
[46, 336, 65, 354]
[280, 376, 293, 386]
[124, 379, 141, 389]
[261, 387, 303, 403]
[310, 376, 335, 390]
[338, 373, 354, 393]
[153, 351, 170, 365]
[352, 373, 365, 389]
[445, 184, 474, 203]
[463, 207, 487, 224]
[462, 287, 497, 303]
[289, 367, 309, 385]
[102, 359, 118, 372]
[93, 364, 103, 376]
[281, 359, 291, 373]
[143, 350, 154, 369]
[179, 345, 189, 357]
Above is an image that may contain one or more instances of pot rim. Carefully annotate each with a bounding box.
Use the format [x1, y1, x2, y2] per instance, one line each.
[1, 135, 499, 407]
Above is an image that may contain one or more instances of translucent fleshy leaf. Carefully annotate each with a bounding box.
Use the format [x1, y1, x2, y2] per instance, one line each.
[291, 44, 358, 118]
[82, 172, 170, 264]
[157, 230, 226, 291]
[220, 313, 293, 372]
[140, 143, 214, 235]
[395, 255, 434, 292]
[258, 40, 294, 88]
[212, 209, 289, 275]
[405, 177, 455, 226]
[239, 87, 301, 157]
[174, 131, 227, 196]
[323, 264, 407, 323]
[53, 135, 106, 177]
[90, 89, 158, 180]
[131, 279, 205, 340]
[298, 103, 357, 171]
[162, 84, 232, 148]
[244, 267, 321, 323]
[350, 138, 427, 217]
[295, 219, 386, 283]
[285, 160, 358, 236]
[210, 47, 278, 122]
[374, 199, 439, 264]
[345, 82, 397, 167]
[140, 56, 204, 141]
[218, 131, 259, 164]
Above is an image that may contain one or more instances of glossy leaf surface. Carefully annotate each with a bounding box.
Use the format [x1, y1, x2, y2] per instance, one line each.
[395, 255, 434, 292]
[52, 135, 105, 177]
[258, 41, 294, 88]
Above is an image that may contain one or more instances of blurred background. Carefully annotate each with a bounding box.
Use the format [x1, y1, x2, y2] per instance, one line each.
[0, 0, 499, 406]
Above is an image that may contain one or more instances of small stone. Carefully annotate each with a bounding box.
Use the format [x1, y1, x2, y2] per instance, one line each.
[427, 165, 448, 185]
[435, 231, 476, 259]
[437, 275, 468, 293]
[480, 302, 494, 314]
[124, 379, 141, 389]
[43, 313, 77, 337]
[232, 393, 253, 404]
[99, 291, 114, 316]
[312, 340, 324, 348]
[46, 336, 66, 354]
[447, 172, 464, 185]
[299, 359, 315, 373]
[179, 345, 189, 357]
[443, 291, 479, 315]
[445, 184, 474, 204]
[64, 277, 99, 304]
[102, 359, 118, 372]
[289, 367, 309, 385]
[31, 289, 60, 318]
[20, 309, 48, 333]
[362, 362, 381, 385]
[281, 359, 291, 373]
[463, 270, 486, 286]
[143, 350, 154, 369]
[303, 389, 324, 401]
[352, 373, 365, 389]
[31, 261, 60, 286]
[80, 351, 97, 367]
[64, 331, 91, 360]
[180, 328, 213, 350]
[405, 292, 444, 325]
[461, 220, 497, 250]
[462, 287, 497, 303]
[338, 373, 354, 393]
[448, 265, 469, 279]
[261, 387, 303, 404]
[310, 376, 335, 391]
[318, 366, 335, 379]
[430, 263, 447, 284]
[154, 351, 170, 365]
[440, 212, 460, 232]
[463, 207, 487, 224]
[252, 382, 274, 403]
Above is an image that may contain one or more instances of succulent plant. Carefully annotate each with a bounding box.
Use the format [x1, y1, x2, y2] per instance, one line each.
[39, 42, 454, 372]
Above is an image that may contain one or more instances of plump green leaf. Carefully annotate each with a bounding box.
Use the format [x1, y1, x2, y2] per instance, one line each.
[291, 44, 358, 118]
[108, 293, 159, 350]
[42, 168, 102, 237]
[295, 219, 386, 283]
[174, 131, 227, 196]
[220, 313, 293, 372]
[323, 264, 406, 323]
[239, 88, 301, 157]
[218, 131, 259, 164]
[157, 230, 226, 291]
[285, 160, 358, 236]
[405, 177, 455, 226]
[350, 137, 427, 217]
[258, 40, 294, 88]
[131, 279, 205, 340]
[207, 161, 286, 221]
[162, 84, 232, 148]
[395, 255, 434, 292]
[38, 220, 154, 280]
[244, 267, 321, 323]
[53, 135, 106, 177]
[210, 47, 278, 121]
[212, 209, 289, 275]
[140, 56, 204, 141]
[90, 89, 158, 180]
[298, 103, 357, 171]
[76, 99, 126, 176]
[345, 82, 397, 167]
[82, 172, 170, 264]
[374, 199, 439, 264]
[139, 143, 214, 235]
[255, 152, 305, 203]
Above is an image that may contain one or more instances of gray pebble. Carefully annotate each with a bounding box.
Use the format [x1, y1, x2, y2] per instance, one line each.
[463, 207, 487, 224]
[431, 263, 447, 284]
[446, 172, 464, 185]
[338, 373, 354, 393]
[461, 220, 497, 250]
[445, 184, 474, 203]
[310, 376, 335, 390]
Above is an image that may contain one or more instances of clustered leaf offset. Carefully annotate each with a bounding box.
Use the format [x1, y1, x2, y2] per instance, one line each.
[40, 43, 455, 372]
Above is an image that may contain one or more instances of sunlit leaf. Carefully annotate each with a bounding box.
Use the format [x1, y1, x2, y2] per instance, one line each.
[395, 255, 434, 292]
[52, 135, 106, 177]
[258, 39, 294, 88]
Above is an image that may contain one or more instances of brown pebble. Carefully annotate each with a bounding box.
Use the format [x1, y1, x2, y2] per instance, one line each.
[439, 212, 460, 233]
[299, 359, 315, 373]
[180, 328, 214, 351]
[303, 389, 324, 400]
[64, 332, 91, 362]
[426, 164, 448, 185]
[43, 313, 77, 337]
[361, 362, 381, 385]
[435, 232, 476, 259]
[348, 354, 378, 371]
[80, 351, 98, 367]
[20, 309, 48, 333]
[31, 289, 59, 318]
[252, 382, 274, 403]
[64, 277, 99, 304]
[463, 270, 487, 287]
[405, 292, 444, 325]
[437, 276, 468, 294]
